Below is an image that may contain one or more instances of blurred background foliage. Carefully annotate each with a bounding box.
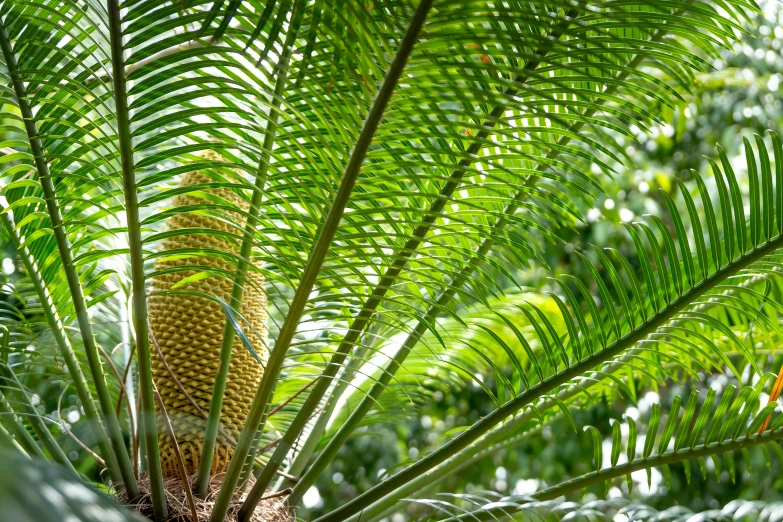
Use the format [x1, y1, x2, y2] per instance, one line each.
[2, 1, 783, 521]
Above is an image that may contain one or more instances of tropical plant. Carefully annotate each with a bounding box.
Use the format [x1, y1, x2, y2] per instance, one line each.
[0, 0, 781, 521]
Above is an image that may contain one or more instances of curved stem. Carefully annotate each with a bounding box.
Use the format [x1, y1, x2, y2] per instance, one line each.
[0, 14, 139, 500]
[194, 0, 302, 497]
[229, 2, 434, 520]
[57, 386, 107, 468]
[314, 234, 783, 522]
[154, 387, 198, 522]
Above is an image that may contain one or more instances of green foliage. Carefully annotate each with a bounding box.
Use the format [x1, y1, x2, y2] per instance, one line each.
[0, 1, 781, 522]
[416, 498, 783, 522]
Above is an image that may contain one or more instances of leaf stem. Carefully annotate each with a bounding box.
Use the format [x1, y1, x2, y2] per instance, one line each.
[315, 234, 783, 522]
[105, 0, 165, 515]
[223, 1, 434, 519]
[0, 13, 140, 501]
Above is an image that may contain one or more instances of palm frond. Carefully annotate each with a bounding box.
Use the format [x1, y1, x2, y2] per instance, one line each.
[0, 1, 777, 522]
[315, 131, 783, 521]
[353, 261, 783, 522]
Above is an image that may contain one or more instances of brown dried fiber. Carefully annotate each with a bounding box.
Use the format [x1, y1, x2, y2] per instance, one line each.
[120, 474, 291, 522]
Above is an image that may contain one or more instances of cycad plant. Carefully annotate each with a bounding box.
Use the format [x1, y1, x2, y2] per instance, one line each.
[0, 0, 782, 521]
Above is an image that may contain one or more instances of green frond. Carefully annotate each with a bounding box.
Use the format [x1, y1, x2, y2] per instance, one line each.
[0, 1, 777, 521]
[321, 131, 783, 521]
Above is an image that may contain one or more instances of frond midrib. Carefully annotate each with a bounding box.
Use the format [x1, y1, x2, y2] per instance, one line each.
[318, 231, 783, 522]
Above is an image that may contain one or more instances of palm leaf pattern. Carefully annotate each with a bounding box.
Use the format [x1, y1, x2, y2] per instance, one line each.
[419, 498, 783, 522]
[0, 1, 780, 522]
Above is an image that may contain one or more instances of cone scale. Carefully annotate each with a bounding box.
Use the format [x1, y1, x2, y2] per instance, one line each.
[149, 152, 268, 477]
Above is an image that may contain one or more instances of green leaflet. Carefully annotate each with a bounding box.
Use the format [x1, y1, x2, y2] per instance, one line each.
[438, 384, 783, 522]
[0, 2, 778, 522]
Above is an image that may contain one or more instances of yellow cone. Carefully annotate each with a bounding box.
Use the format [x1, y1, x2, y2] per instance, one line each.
[149, 151, 268, 476]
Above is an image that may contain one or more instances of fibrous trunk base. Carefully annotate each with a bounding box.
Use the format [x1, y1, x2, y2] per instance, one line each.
[119, 473, 291, 522]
